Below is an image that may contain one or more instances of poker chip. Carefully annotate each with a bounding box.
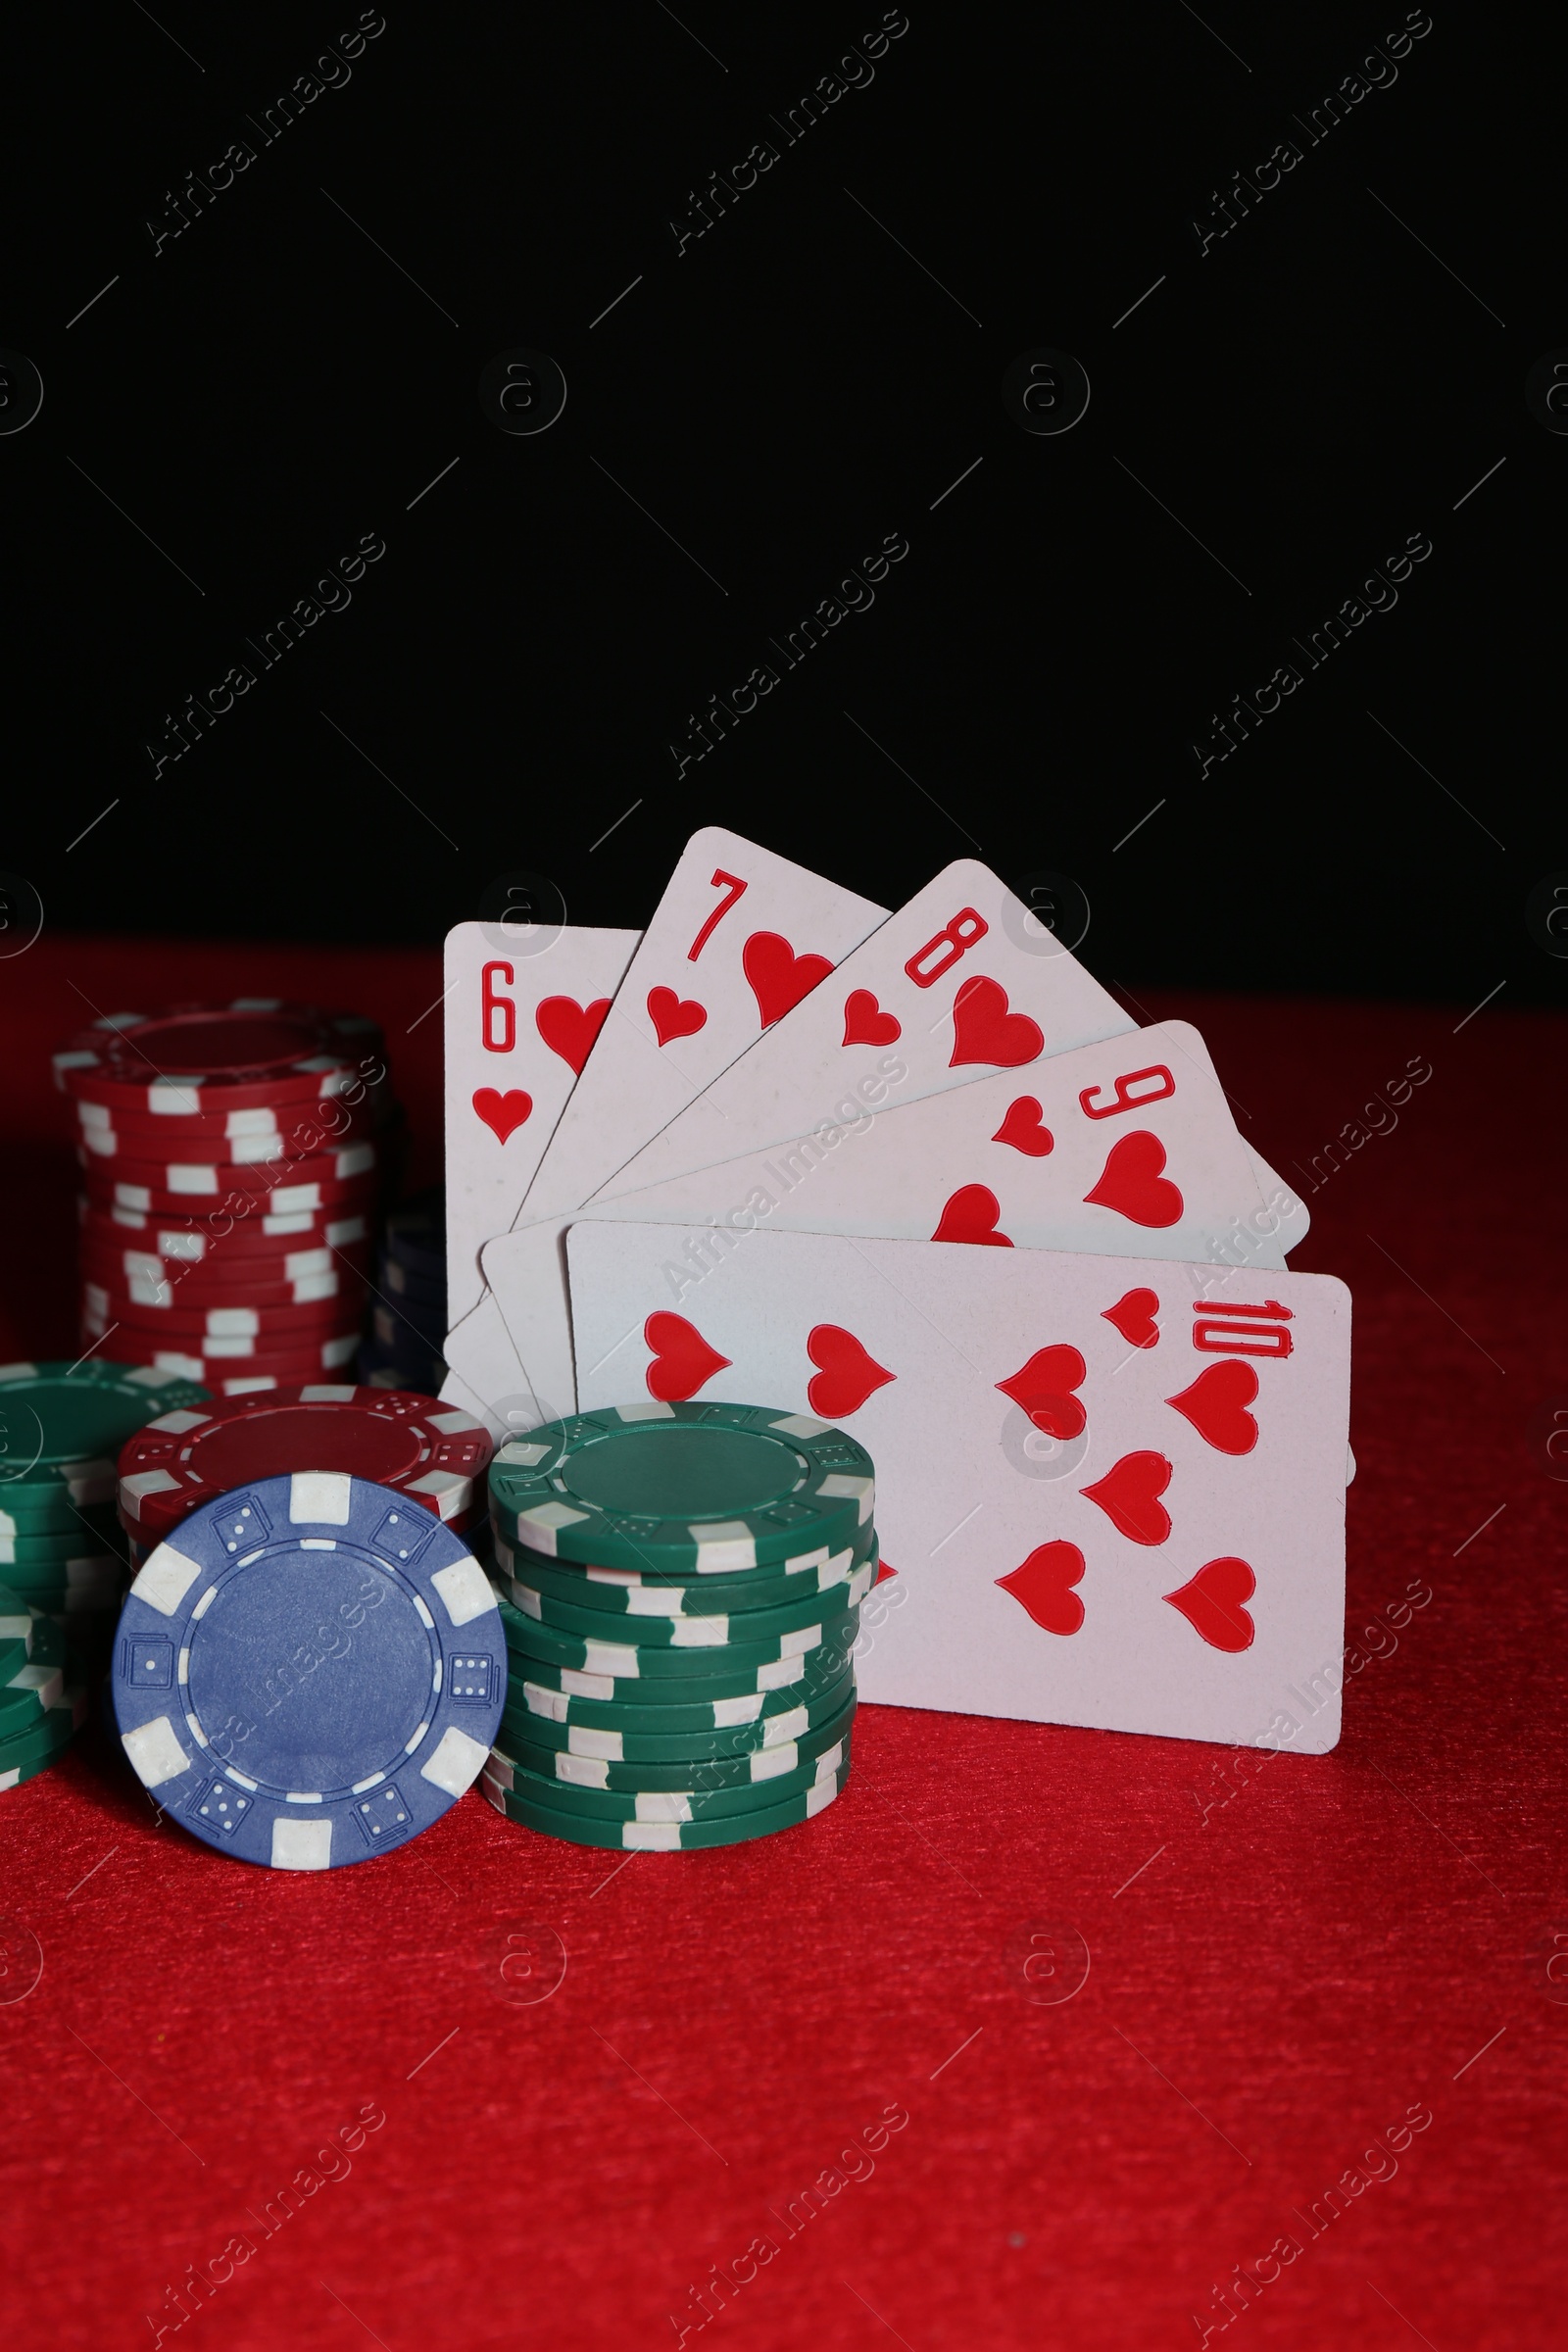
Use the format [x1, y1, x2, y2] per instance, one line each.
[486, 1732, 853, 1823]
[488, 1403, 874, 1577]
[90, 1333, 365, 1386]
[491, 1691, 857, 1790]
[113, 1470, 504, 1870]
[53, 1002, 383, 1115]
[0, 1610, 68, 1736]
[383, 1194, 444, 1281]
[76, 1140, 379, 1198]
[0, 1362, 211, 1512]
[0, 1676, 91, 1789]
[117, 1385, 493, 1544]
[500, 1650, 857, 1735]
[479, 1761, 848, 1849]
[495, 1583, 862, 1680]
[500, 1665, 856, 1758]
[71, 1095, 380, 1162]
[80, 1254, 368, 1314]
[0, 1506, 122, 1564]
[495, 1550, 877, 1647]
[490, 1523, 877, 1616]
[81, 1205, 371, 1259]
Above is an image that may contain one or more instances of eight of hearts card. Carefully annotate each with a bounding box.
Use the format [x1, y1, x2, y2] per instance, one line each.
[565, 1224, 1352, 1752]
[443, 921, 640, 1322]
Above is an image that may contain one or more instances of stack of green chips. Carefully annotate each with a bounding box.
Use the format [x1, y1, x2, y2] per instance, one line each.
[481, 1402, 877, 1851]
[0, 1581, 90, 1789]
[0, 1361, 210, 1651]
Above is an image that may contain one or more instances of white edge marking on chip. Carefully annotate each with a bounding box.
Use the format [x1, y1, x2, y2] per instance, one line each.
[758, 1654, 807, 1689]
[567, 1726, 623, 1760]
[625, 1588, 684, 1616]
[522, 1683, 569, 1721]
[781, 1626, 821, 1659]
[0, 1363, 40, 1383]
[805, 1779, 839, 1818]
[817, 1473, 874, 1524]
[429, 1407, 483, 1436]
[769, 1413, 831, 1438]
[409, 1469, 471, 1518]
[486, 1752, 515, 1791]
[299, 1385, 357, 1402]
[290, 1471, 352, 1524]
[270, 1818, 333, 1871]
[561, 1668, 615, 1698]
[430, 1555, 498, 1627]
[120, 1468, 182, 1515]
[284, 1790, 324, 1804]
[554, 1752, 609, 1788]
[497, 1440, 551, 1467]
[1346, 1446, 1356, 1486]
[761, 1705, 808, 1745]
[711, 1693, 764, 1727]
[130, 1541, 204, 1617]
[692, 1525, 755, 1574]
[613, 1401, 674, 1422]
[623, 1821, 681, 1849]
[146, 1407, 208, 1434]
[509, 1580, 542, 1619]
[419, 1724, 489, 1796]
[582, 1642, 638, 1678]
[751, 1743, 796, 1783]
[515, 1501, 591, 1555]
[122, 1715, 190, 1788]
[634, 1792, 695, 1822]
[814, 1743, 844, 1780]
[669, 1618, 727, 1646]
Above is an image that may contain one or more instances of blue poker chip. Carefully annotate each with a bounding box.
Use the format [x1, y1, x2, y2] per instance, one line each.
[111, 1471, 503, 1870]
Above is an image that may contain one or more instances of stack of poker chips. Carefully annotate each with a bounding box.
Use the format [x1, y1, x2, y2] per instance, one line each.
[360, 1189, 447, 1396]
[56, 999, 405, 1399]
[480, 1403, 875, 1852]
[115, 1381, 495, 1577]
[0, 1579, 90, 1791]
[0, 1360, 210, 1673]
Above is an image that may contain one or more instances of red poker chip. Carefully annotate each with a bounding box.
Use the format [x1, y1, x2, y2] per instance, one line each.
[75, 1138, 378, 1196]
[81, 1169, 379, 1221]
[79, 1201, 373, 1260]
[73, 1097, 382, 1165]
[81, 1281, 364, 1339]
[53, 1002, 384, 1115]
[117, 1383, 494, 1539]
[94, 1331, 367, 1383]
[79, 1249, 369, 1311]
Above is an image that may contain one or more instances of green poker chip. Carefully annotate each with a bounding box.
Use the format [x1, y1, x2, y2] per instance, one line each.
[0, 1669, 89, 1774]
[0, 1722, 84, 1791]
[489, 1517, 877, 1615]
[488, 1402, 874, 1577]
[499, 1623, 860, 1716]
[0, 1361, 209, 1512]
[0, 1612, 68, 1738]
[495, 1586, 860, 1682]
[484, 1732, 853, 1824]
[500, 1671, 856, 1761]
[494, 1548, 876, 1648]
[492, 1691, 858, 1791]
[0, 1506, 125, 1564]
[480, 1756, 851, 1848]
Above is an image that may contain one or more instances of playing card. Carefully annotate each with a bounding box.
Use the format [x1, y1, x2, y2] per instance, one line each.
[565, 1222, 1351, 1750]
[439, 1287, 549, 1443]
[443, 920, 639, 1321]
[484, 828, 886, 1405]
[581, 854, 1307, 1259]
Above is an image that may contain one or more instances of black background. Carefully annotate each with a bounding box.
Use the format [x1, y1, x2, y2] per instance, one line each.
[3, 4, 1560, 1006]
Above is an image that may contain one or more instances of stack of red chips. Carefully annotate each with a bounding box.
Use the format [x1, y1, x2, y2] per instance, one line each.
[56, 1000, 404, 1398]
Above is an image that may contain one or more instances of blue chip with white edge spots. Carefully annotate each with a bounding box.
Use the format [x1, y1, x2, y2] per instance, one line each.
[111, 1472, 502, 1870]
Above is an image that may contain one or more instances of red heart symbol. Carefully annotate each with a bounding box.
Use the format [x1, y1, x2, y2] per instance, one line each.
[1164, 1556, 1255, 1652]
[997, 1542, 1085, 1637]
[643, 1311, 731, 1402]
[807, 1324, 895, 1418]
[1081, 1450, 1172, 1545]
[1102, 1288, 1159, 1348]
[1083, 1131, 1184, 1229]
[536, 996, 612, 1076]
[932, 1184, 1012, 1248]
[996, 1345, 1086, 1439]
[647, 987, 708, 1047]
[1165, 1359, 1258, 1455]
[992, 1096, 1054, 1156]
[950, 975, 1044, 1069]
[842, 989, 901, 1048]
[743, 932, 834, 1028]
[471, 1087, 533, 1144]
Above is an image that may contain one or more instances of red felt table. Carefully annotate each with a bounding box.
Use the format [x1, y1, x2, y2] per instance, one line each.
[1, 937, 1563, 2352]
